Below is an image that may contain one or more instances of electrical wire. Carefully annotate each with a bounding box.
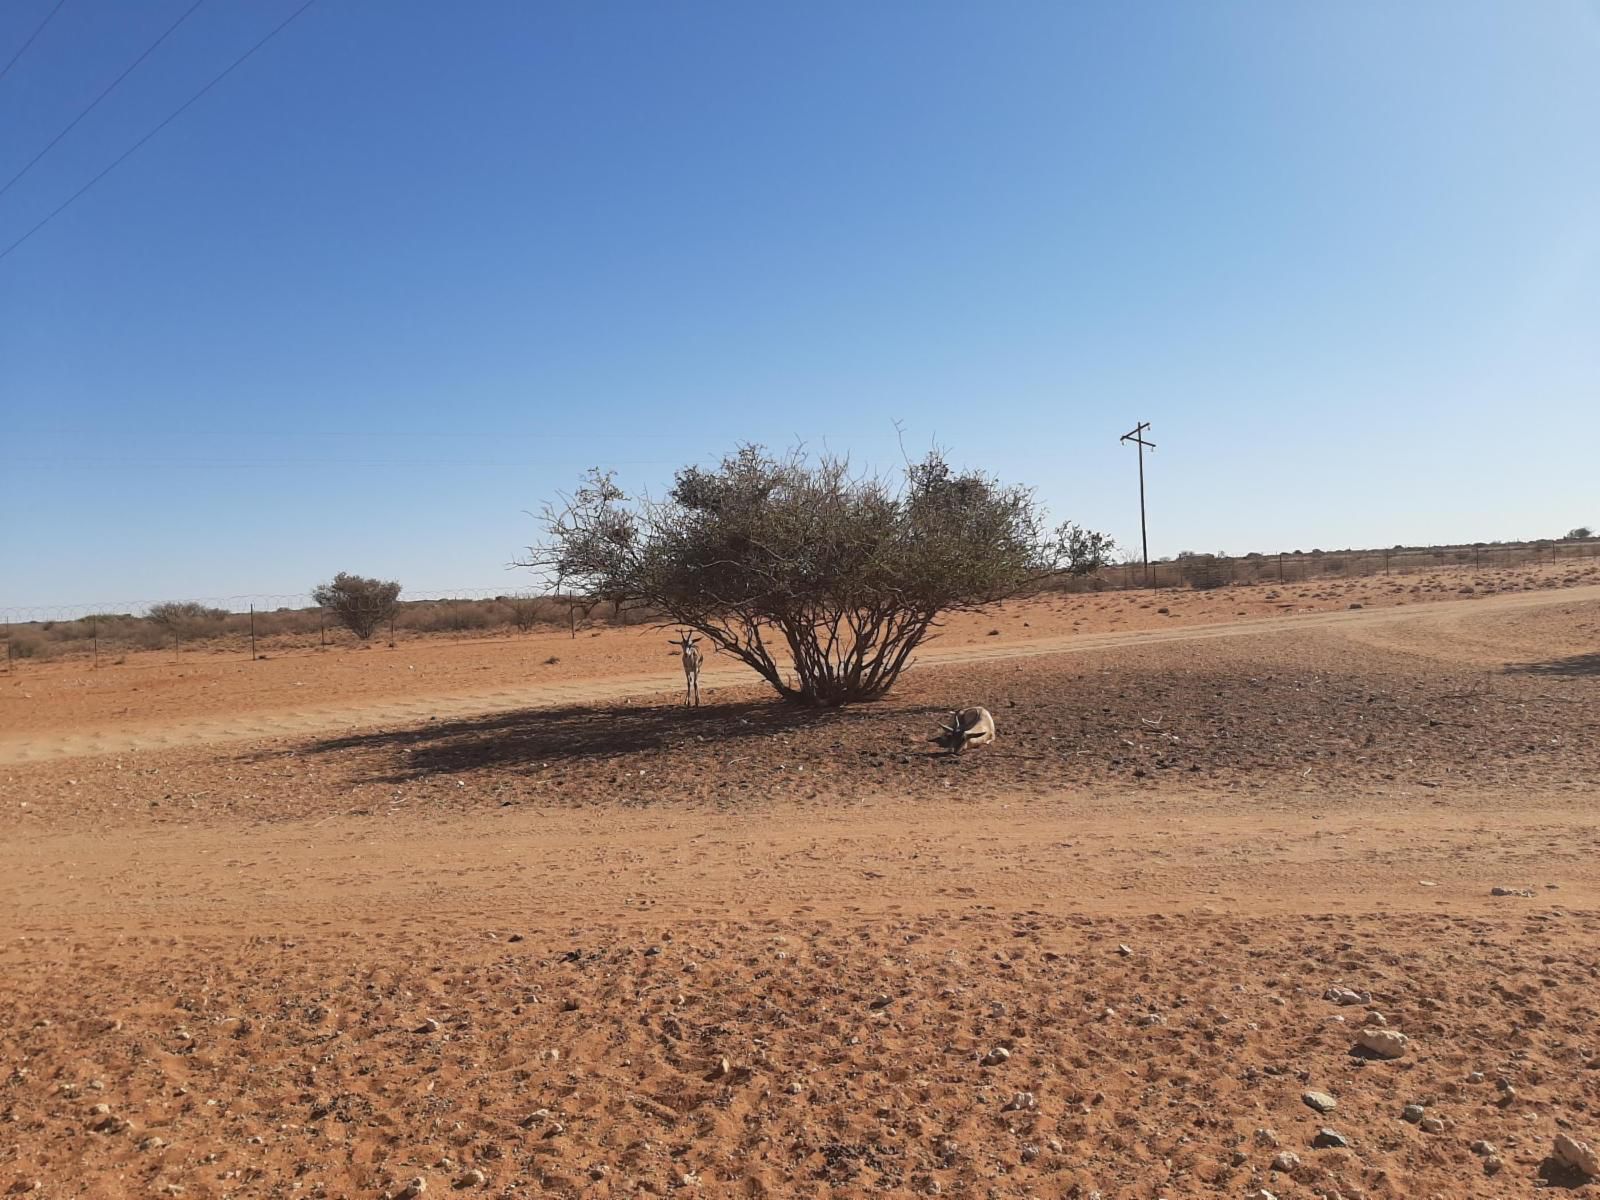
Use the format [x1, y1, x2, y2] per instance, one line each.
[0, 0, 208, 203]
[0, 0, 316, 265]
[0, 0, 69, 85]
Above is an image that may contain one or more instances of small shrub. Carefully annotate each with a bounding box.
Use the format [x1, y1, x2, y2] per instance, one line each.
[312, 573, 402, 641]
[146, 601, 230, 639]
[8, 633, 47, 660]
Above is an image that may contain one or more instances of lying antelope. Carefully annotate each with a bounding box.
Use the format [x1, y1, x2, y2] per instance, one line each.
[929, 707, 996, 755]
[669, 630, 703, 707]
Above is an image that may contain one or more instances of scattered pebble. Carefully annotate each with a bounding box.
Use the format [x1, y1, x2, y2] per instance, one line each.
[456, 1169, 486, 1188]
[1312, 1128, 1350, 1149]
[1356, 1027, 1408, 1058]
[1490, 886, 1534, 898]
[980, 1047, 1011, 1067]
[1001, 1091, 1037, 1112]
[1420, 1116, 1446, 1134]
[1323, 987, 1369, 1006]
[1467, 1071, 1485, 1084]
[1270, 1150, 1300, 1172]
[416, 1018, 440, 1034]
[869, 994, 893, 1010]
[1302, 1091, 1337, 1114]
[1401, 1104, 1425, 1123]
[1470, 1139, 1496, 1156]
[1253, 1128, 1280, 1149]
[400, 1180, 427, 1199]
[1117, 944, 1132, 957]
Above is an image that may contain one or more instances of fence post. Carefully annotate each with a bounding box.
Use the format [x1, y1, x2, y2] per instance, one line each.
[250, 604, 257, 660]
[92, 613, 99, 668]
[319, 607, 326, 648]
[389, 610, 395, 646]
[570, 605, 577, 639]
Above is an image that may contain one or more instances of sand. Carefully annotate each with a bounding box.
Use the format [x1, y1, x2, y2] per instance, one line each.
[1, 569, 1598, 1198]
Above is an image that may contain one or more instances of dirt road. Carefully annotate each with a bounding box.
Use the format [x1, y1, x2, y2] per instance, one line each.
[2, 581, 1597, 1198]
[4, 582, 1595, 765]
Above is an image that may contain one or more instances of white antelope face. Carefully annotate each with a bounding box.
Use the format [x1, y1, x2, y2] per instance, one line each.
[671, 630, 703, 707]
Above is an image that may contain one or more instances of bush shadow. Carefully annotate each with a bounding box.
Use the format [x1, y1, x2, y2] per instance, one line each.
[274, 696, 954, 785]
[1506, 653, 1600, 679]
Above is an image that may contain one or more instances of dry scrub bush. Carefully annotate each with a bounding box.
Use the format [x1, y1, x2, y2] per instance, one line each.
[311, 573, 402, 641]
[525, 445, 1111, 706]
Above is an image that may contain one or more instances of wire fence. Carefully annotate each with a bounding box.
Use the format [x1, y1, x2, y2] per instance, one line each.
[0, 589, 659, 671]
[3, 539, 1597, 671]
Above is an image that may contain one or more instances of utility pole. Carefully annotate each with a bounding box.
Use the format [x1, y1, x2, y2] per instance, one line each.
[1119, 421, 1156, 587]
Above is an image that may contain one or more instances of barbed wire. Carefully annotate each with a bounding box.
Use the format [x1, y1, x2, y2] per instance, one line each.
[3, 539, 1595, 628]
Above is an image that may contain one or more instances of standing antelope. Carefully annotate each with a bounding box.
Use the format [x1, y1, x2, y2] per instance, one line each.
[929, 707, 996, 755]
[670, 630, 703, 707]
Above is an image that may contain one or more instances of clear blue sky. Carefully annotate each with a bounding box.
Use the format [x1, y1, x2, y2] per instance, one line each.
[2, 1, 1596, 610]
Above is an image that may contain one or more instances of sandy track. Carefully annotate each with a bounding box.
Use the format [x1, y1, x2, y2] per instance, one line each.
[5, 583, 1594, 765]
[3, 588, 1599, 1197]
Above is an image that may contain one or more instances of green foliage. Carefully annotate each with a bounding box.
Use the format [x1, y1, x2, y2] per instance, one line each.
[311, 572, 402, 641]
[527, 445, 1112, 705]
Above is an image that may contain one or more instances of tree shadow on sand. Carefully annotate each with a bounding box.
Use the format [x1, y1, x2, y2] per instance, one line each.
[270, 697, 953, 785]
[1506, 653, 1600, 679]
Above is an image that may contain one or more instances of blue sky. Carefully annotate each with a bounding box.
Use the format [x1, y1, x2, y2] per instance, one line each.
[2, 1, 1596, 609]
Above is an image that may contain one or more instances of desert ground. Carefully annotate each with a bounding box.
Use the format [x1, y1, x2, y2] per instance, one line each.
[1, 565, 1598, 1199]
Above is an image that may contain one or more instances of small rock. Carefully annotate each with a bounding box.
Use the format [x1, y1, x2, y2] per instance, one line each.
[1356, 1027, 1408, 1059]
[400, 1180, 427, 1199]
[417, 1018, 441, 1034]
[1498, 1085, 1518, 1106]
[1483, 1154, 1503, 1175]
[1302, 1091, 1338, 1114]
[869, 994, 893, 1010]
[1555, 1133, 1600, 1177]
[1323, 987, 1370, 1006]
[139, 1135, 167, 1151]
[1490, 886, 1534, 898]
[1401, 1104, 1425, 1123]
[1001, 1092, 1037, 1112]
[456, 1169, 486, 1188]
[1019, 1144, 1039, 1163]
[1420, 1116, 1446, 1134]
[1470, 1140, 1496, 1156]
[1270, 1150, 1301, 1172]
[1229, 1150, 1248, 1167]
[1138, 1012, 1166, 1027]
[1117, 944, 1132, 957]
[1253, 1128, 1280, 1149]
[1467, 1071, 1485, 1084]
[1247, 1191, 1279, 1200]
[981, 1047, 1011, 1067]
[1312, 1128, 1350, 1149]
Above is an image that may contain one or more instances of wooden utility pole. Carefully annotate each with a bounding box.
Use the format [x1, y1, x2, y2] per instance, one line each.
[1119, 421, 1156, 586]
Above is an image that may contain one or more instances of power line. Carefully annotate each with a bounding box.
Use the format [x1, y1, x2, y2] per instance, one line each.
[0, 0, 209, 203]
[1119, 420, 1155, 587]
[0, 0, 69, 85]
[0, 0, 316, 266]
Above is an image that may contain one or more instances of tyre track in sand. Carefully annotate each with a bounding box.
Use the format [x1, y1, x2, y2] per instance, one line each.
[3, 584, 1594, 765]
